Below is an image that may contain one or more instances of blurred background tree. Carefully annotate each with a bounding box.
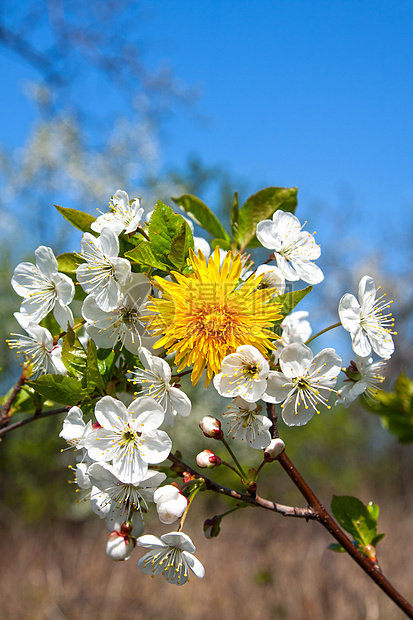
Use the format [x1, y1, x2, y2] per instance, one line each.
[0, 3, 413, 617]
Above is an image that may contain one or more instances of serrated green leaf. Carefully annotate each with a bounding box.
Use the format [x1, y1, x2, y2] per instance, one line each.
[56, 252, 85, 274]
[275, 286, 312, 322]
[168, 220, 194, 269]
[230, 191, 239, 239]
[55, 205, 96, 233]
[236, 187, 298, 251]
[331, 495, 378, 547]
[27, 374, 87, 404]
[125, 241, 170, 271]
[86, 340, 106, 394]
[61, 325, 87, 380]
[149, 201, 194, 269]
[172, 194, 231, 243]
[328, 543, 346, 553]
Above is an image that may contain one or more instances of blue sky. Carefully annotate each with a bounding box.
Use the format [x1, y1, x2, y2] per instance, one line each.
[1, 0, 412, 268]
[142, 1, 413, 262]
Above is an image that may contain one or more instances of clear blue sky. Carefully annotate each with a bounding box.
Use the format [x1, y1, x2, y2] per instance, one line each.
[1, 0, 412, 267]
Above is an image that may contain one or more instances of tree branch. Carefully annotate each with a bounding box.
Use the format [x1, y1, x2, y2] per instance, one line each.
[277, 451, 413, 618]
[0, 406, 70, 438]
[0, 371, 27, 427]
[167, 452, 315, 520]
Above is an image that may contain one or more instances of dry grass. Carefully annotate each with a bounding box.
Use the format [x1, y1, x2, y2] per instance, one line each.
[1, 489, 413, 620]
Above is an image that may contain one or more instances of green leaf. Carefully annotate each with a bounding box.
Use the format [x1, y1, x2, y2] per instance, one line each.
[172, 194, 231, 243]
[39, 312, 61, 338]
[55, 205, 96, 233]
[275, 286, 313, 322]
[86, 339, 106, 393]
[331, 495, 378, 548]
[328, 543, 346, 553]
[149, 201, 194, 268]
[125, 241, 169, 271]
[236, 186, 298, 251]
[365, 372, 413, 443]
[61, 325, 87, 380]
[56, 252, 84, 274]
[366, 501, 379, 522]
[230, 191, 239, 238]
[371, 533, 386, 546]
[27, 374, 87, 404]
[168, 220, 195, 269]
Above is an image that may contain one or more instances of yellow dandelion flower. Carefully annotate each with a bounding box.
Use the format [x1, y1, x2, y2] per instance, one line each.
[142, 247, 282, 387]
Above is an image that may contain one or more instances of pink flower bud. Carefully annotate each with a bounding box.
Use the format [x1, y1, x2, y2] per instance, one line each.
[196, 449, 222, 468]
[199, 416, 223, 439]
[264, 438, 285, 462]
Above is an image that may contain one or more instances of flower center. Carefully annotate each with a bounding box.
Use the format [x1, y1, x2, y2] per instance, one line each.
[119, 427, 141, 447]
[120, 306, 139, 328]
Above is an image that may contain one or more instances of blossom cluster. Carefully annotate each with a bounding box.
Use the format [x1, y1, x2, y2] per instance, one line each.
[6, 188, 396, 584]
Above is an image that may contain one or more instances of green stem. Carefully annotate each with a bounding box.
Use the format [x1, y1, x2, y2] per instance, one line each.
[305, 321, 341, 346]
[220, 436, 247, 479]
[178, 485, 202, 532]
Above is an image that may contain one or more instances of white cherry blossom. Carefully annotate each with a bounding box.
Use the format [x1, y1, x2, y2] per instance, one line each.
[223, 396, 272, 448]
[273, 310, 312, 362]
[83, 273, 151, 354]
[76, 227, 131, 312]
[84, 395, 172, 484]
[11, 245, 74, 330]
[256, 210, 323, 284]
[7, 312, 67, 376]
[213, 345, 274, 403]
[129, 346, 192, 425]
[338, 275, 395, 359]
[59, 406, 90, 448]
[88, 462, 166, 529]
[266, 343, 341, 426]
[336, 356, 386, 407]
[137, 532, 205, 585]
[91, 189, 144, 235]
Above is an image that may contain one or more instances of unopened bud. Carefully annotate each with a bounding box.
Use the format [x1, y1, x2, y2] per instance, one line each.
[106, 530, 136, 561]
[264, 438, 285, 462]
[199, 416, 223, 439]
[153, 485, 188, 525]
[364, 544, 377, 561]
[204, 515, 222, 538]
[196, 449, 222, 468]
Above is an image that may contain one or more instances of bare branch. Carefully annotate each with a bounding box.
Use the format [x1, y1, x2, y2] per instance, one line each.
[167, 452, 315, 520]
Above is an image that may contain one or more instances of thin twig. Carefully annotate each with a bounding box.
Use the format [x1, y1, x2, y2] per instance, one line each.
[167, 452, 315, 519]
[266, 402, 279, 438]
[0, 407, 70, 438]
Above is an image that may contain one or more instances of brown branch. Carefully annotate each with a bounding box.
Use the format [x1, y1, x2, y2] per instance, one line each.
[0, 371, 27, 427]
[167, 452, 315, 520]
[277, 451, 413, 619]
[266, 402, 279, 438]
[0, 407, 70, 439]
